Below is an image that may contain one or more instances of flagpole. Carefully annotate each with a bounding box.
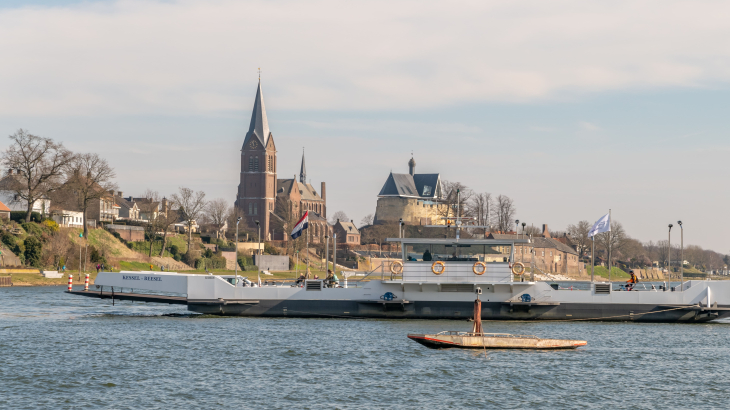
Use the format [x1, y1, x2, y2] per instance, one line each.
[608, 208, 611, 284]
[591, 235, 596, 283]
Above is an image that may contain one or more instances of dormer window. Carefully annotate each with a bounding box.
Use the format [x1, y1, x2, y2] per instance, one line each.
[422, 185, 432, 196]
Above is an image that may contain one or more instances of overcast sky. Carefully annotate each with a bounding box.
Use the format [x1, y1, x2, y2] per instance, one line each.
[1, 0, 729, 253]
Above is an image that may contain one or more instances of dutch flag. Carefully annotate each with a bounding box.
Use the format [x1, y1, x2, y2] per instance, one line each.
[291, 211, 309, 239]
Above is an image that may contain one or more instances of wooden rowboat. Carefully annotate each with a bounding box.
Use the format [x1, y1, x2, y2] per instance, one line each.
[408, 290, 587, 350]
[407, 331, 587, 349]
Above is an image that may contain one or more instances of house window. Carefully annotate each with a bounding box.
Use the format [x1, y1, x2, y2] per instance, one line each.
[542, 251, 545, 256]
[550, 251, 553, 256]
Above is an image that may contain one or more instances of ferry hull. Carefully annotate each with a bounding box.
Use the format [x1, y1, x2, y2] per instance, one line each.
[186, 299, 730, 323]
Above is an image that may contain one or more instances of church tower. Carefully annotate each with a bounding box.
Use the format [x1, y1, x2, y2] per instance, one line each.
[235, 79, 277, 238]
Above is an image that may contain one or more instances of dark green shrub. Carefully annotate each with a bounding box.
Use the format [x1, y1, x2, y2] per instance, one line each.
[23, 236, 42, 267]
[1, 233, 17, 249]
[209, 255, 227, 269]
[173, 253, 181, 262]
[203, 248, 214, 258]
[10, 211, 41, 223]
[169, 244, 180, 256]
[21, 222, 44, 237]
[89, 246, 107, 264]
[111, 231, 123, 241]
[264, 243, 279, 255]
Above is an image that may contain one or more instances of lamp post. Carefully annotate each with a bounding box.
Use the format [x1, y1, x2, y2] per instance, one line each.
[521, 222, 526, 263]
[667, 223, 673, 291]
[678, 221, 683, 290]
[255, 220, 261, 275]
[235, 217, 241, 284]
[514, 219, 519, 236]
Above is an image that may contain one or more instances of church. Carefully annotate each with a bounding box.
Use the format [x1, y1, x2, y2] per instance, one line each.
[234, 80, 328, 242]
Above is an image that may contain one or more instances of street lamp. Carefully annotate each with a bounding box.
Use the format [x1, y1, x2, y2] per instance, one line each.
[678, 221, 683, 290]
[255, 220, 261, 257]
[667, 223, 673, 291]
[235, 217, 241, 284]
[514, 220, 519, 236]
[399, 218, 403, 238]
[521, 222, 526, 262]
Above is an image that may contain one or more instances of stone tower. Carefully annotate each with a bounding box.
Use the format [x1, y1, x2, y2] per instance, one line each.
[235, 80, 277, 238]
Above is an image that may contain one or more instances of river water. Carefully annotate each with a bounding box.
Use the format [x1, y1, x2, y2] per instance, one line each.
[1, 286, 729, 409]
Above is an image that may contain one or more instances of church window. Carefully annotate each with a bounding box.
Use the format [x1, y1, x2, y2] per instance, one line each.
[254, 203, 258, 215]
[248, 156, 254, 171]
[254, 156, 259, 171]
[248, 203, 253, 215]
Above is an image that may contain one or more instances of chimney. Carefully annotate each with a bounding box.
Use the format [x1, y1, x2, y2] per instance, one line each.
[408, 156, 416, 176]
[117, 191, 123, 197]
[542, 224, 550, 238]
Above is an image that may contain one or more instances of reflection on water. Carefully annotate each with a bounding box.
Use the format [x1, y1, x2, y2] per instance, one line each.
[1, 286, 729, 409]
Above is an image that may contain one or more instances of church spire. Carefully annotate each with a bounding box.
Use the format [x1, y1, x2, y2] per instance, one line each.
[246, 78, 270, 146]
[299, 148, 307, 183]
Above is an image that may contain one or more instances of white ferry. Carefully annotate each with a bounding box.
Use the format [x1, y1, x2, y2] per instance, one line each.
[70, 237, 730, 322]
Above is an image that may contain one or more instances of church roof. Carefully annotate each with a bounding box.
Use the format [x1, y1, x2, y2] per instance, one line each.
[245, 80, 270, 147]
[378, 172, 441, 199]
[276, 179, 324, 202]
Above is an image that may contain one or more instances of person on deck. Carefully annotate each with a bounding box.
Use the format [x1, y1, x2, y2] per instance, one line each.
[423, 249, 432, 261]
[626, 270, 639, 291]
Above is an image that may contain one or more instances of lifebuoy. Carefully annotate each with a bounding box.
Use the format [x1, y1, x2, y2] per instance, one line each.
[473, 261, 487, 275]
[512, 262, 525, 275]
[432, 261, 445, 275]
[390, 260, 403, 275]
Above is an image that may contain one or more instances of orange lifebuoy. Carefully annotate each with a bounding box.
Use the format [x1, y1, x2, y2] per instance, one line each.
[390, 261, 403, 275]
[512, 262, 525, 275]
[432, 261, 445, 275]
[473, 261, 487, 275]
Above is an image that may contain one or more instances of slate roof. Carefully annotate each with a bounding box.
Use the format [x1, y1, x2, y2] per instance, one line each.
[114, 196, 135, 211]
[277, 179, 324, 202]
[337, 220, 360, 235]
[378, 172, 442, 199]
[245, 80, 271, 147]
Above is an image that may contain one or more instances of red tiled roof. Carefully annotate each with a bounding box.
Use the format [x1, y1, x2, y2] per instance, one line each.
[0, 200, 10, 212]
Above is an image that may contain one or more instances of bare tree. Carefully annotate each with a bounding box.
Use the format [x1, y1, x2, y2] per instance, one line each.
[437, 181, 473, 220]
[0, 129, 74, 222]
[469, 192, 492, 233]
[567, 220, 592, 258]
[329, 210, 349, 225]
[64, 153, 117, 238]
[170, 187, 207, 251]
[595, 221, 628, 266]
[360, 214, 374, 228]
[205, 198, 230, 226]
[494, 194, 516, 232]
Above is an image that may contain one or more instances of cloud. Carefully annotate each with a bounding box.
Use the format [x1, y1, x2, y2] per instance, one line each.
[579, 121, 601, 131]
[2, 0, 730, 116]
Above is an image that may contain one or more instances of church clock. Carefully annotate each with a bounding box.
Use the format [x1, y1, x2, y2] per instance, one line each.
[249, 140, 258, 149]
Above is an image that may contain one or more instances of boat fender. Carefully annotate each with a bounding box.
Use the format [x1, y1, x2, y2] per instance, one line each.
[521, 294, 532, 303]
[473, 261, 487, 275]
[432, 261, 446, 275]
[512, 262, 525, 275]
[380, 292, 397, 301]
[390, 261, 404, 275]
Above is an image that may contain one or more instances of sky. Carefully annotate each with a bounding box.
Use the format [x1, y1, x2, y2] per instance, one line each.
[1, 0, 729, 253]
